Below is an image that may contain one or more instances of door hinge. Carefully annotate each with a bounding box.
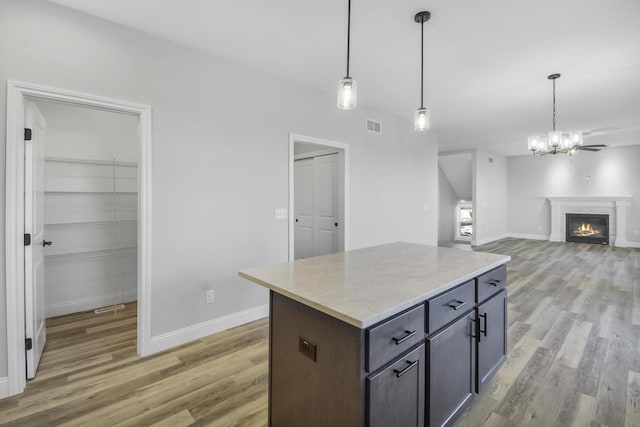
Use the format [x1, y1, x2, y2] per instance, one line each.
[25, 338, 33, 351]
[24, 128, 32, 141]
[24, 233, 31, 246]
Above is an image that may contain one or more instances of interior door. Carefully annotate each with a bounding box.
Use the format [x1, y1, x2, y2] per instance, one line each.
[313, 154, 339, 256]
[24, 100, 47, 379]
[294, 158, 313, 259]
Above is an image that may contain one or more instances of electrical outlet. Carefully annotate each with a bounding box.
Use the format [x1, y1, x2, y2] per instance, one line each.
[206, 290, 215, 304]
[298, 337, 317, 361]
[633, 230, 639, 237]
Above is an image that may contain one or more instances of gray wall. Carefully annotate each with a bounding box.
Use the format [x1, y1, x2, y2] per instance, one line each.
[472, 149, 508, 245]
[0, 0, 439, 378]
[508, 145, 640, 243]
[438, 166, 457, 243]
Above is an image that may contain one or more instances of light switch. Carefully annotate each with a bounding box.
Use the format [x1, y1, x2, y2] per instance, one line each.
[275, 208, 288, 219]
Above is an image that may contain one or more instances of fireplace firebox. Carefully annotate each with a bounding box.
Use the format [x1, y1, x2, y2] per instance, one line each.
[566, 213, 609, 245]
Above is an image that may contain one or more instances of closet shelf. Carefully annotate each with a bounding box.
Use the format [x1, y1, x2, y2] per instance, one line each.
[45, 247, 138, 262]
[45, 157, 138, 168]
[45, 220, 137, 227]
[44, 191, 138, 195]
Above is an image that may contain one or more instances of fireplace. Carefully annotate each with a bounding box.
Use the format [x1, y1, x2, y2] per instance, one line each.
[566, 213, 609, 245]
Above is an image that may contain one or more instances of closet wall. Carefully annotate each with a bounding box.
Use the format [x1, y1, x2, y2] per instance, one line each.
[37, 101, 139, 317]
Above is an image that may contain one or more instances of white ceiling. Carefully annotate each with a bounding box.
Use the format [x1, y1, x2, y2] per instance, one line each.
[50, 0, 640, 156]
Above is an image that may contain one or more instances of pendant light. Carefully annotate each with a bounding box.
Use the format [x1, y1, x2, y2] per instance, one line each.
[414, 11, 431, 131]
[337, 0, 357, 110]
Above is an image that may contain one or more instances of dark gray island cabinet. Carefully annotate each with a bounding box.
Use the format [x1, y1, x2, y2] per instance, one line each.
[239, 242, 510, 427]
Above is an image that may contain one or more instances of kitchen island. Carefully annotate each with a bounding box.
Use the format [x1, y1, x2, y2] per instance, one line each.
[239, 242, 510, 427]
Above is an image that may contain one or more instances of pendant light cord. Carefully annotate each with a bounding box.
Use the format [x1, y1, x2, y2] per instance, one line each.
[346, 0, 351, 78]
[552, 78, 556, 132]
[420, 20, 424, 108]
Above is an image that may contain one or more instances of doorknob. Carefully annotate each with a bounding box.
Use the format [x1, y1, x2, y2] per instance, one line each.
[295, 219, 299, 222]
[334, 222, 338, 227]
[43, 240, 53, 247]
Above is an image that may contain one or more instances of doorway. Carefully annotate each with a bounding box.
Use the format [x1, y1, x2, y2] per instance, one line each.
[26, 99, 139, 379]
[5, 81, 152, 397]
[288, 134, 349, 261]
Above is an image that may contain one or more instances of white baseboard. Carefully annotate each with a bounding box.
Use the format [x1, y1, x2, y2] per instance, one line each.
[147, 304, 269, 355]
[507, 233, 549, 241]
[46, 290, 137, 318]
[627, 241, 640, 248]
[0, 377, 8, 399]
[471, 233, 509, 246]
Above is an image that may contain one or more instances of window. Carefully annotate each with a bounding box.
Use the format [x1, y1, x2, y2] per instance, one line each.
[455, 202, 472, 241]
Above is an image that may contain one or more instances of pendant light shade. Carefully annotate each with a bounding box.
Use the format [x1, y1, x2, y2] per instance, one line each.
[337, 0, 356, 110]
[414, 11, 431, 131]
[337, 77, 357, 110]
[415, 108, 430, 131]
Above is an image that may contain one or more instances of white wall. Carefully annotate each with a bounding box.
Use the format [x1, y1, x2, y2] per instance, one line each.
[508, 145, 640, 244]
[438, 165, 457, 243]
[0, 0, 439, 378]
[38, 101, 138, 162]
[472, 149, 508, 246]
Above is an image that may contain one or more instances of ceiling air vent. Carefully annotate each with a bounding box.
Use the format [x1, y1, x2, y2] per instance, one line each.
[366, 119, 381, 134]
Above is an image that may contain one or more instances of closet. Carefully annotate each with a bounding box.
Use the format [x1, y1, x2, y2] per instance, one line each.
[37, 101, 139, 317]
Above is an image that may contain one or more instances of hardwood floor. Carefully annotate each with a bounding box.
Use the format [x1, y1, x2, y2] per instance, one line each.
[0, 303, 269, 426]
[0, 238, 638, 426]
[456, 238, 640, 427]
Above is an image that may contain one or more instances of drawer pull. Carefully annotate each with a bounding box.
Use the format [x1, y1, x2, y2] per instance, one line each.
[488, 279, 502, 286]
[393, 360, 419, 378]
[448, 300, 467, 311]
[478, 313, 487, 342]
[391, 330, 417, 345]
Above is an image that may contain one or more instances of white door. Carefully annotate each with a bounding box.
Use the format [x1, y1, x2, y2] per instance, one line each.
[294, 154, 339, 259]
[294, 158, 314, 260]
[313, 154, 339, 256]
[24, 100, 47, 379]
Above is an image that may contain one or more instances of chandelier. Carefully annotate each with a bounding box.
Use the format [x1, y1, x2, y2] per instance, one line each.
[527, 73, 583, 156]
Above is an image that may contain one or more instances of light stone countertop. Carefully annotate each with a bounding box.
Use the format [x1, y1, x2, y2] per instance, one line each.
[239, 242, 510, 329]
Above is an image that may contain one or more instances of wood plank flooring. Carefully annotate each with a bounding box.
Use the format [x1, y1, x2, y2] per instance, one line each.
[0, 238, 638, 426]
[456, 238, 640, 427]
[0, 303, 269, 426]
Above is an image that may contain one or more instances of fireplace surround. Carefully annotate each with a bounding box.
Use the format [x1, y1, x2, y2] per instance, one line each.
[548, 197, 632, 247]
[566, 213, 609, 245]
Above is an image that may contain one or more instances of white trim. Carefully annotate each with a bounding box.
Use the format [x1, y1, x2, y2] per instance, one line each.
[45, 290, 137, 318]
[0, 377, 8, 399]
[146, 304, 269, 354]
[471, 233, 509, 246]
[547, 196, 632, 247]
[507, 233, 549, 241]
[288, 133, 350, 262]
[4, 80, 153, 397]
[627, 241, 640, 249]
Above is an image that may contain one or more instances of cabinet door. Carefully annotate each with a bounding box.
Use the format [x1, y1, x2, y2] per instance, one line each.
[367, 344, 425, 427]
[477, 289, 507, 393]
[427, 312, 475, 427]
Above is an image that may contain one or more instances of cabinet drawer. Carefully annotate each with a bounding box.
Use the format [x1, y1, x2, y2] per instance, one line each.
[476, 264, 507, 303]
[427, 280, 474, 334]
[367, 305, 425, 373]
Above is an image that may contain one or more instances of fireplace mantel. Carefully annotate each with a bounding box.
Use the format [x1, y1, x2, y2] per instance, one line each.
[547, 196, 632, 247]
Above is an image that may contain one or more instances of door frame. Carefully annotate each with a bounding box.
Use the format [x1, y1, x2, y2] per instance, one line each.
[288, 133, 349, 261]
[4, 80, 153, 397]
